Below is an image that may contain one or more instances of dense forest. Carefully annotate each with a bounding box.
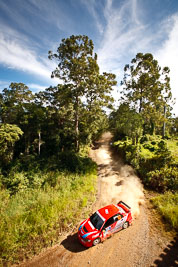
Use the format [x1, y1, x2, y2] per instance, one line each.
[0, 35, 177, 264]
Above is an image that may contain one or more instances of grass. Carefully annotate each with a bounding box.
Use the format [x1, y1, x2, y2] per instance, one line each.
[166, 139, 178, 164]
[151, 192, 178, 230]
[0, 170, 97, 264]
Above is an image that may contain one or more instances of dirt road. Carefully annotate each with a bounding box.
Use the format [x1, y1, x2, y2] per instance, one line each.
[21, 132, 177, 267]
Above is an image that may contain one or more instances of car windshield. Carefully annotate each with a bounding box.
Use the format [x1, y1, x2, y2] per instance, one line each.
[90, 212, 104, 230]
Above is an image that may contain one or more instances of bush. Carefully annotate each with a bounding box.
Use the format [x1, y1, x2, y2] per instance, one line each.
[2, 172, 29, 194]
[147, 167, 178, 192]
[143, 143, 156, 152]
[114, 135, 176, 192]
[151, 192, 178, 230]
[140, 134, 162, 144]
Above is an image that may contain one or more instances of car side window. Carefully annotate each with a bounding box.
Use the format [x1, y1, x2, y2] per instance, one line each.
[113, 213, 123, 221]
[104, 216, 115, 228]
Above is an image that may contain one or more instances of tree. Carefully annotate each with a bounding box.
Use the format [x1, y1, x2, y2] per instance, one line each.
[0, 123, 23, 165]
[121, 53, 172, 135]
[109, 103, 143, 144]
[35, 84, 76, 153]
[0, 83, 34, 154]
[1, 83, 34, 124]
[49, 35, 116, 151]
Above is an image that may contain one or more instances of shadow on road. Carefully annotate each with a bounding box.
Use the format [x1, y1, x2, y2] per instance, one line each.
[151, 236, 178, 267]
[60, 233, 88, 253]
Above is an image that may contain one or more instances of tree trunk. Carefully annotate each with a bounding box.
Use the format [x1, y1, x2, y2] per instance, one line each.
[25, 136, 30, 155]
[75, 96, 79, 152]
[139, 89, 143, 113]
[38, 131, 41, 155]
[139, 98, 142, 113]
[162, 105, 166, 138]
[150, 120, 155, 135]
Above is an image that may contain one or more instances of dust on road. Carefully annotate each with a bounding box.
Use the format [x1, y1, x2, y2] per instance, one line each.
[20, 132, 177, 267]
[90, 132, 144, 217]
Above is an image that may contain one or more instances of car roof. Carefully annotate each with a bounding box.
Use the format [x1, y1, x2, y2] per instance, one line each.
[97, 204, 119, 220]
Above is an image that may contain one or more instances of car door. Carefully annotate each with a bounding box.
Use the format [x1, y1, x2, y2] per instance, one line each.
[113, 214, 125, 232]
[101, 216, 117, 240]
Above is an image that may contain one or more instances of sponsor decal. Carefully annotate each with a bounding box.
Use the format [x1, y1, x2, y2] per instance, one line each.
[105, 209, 109, 214]
[105, 226, 111, 232]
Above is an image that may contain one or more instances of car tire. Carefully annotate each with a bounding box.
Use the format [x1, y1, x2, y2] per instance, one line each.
[93, 238, 101, 246]
[122, 221, 129, 229]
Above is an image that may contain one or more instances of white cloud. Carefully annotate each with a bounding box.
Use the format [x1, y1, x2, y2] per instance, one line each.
[0, 25, 57, 84]
[97, 0, 147, 74]
[155, 15, 178, 116]
[27, 83, 48, 93]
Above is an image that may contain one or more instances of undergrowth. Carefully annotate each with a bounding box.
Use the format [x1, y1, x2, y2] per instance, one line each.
[151, 192, 178, 230]
[113, 135, 178, 230]
[113, 136, 178, 192]
[0, 162, 97, 264]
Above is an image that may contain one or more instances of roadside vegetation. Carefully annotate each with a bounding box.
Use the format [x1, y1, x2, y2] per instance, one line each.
[0, 155, 97, 264]
[151, 192, 178, 230]
[109, 53, 178, 231]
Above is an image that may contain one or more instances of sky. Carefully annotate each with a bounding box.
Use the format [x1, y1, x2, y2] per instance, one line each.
[0, 0, 178, 115]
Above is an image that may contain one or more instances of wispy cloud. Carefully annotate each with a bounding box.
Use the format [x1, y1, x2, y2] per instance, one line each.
[97, 0, 148, 75]
[27, 83, 48, 93]
[0, 0, 73, 44]
[155, 14, 178, 113]
[0, 25, 57, 83]
[80, 0, 104, 34]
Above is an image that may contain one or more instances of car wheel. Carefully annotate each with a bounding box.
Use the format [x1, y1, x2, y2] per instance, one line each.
[122, 221, 129, 229]
[93, 238, 101, 246]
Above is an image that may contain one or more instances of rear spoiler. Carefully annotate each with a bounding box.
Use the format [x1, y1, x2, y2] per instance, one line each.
[117, 201, 131, 213]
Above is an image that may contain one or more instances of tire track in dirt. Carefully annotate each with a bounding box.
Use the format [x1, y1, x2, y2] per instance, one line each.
[20, 132, 176, 267]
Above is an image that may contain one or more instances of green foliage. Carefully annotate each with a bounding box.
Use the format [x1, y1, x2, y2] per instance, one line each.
[0, 168, 97, 264]
[114, 139, 140, 168]
[166, 139, 178, 164]
[114, 135, 177, 192]
[0, 124, 23, 165]
[147, 167, 178, 192]
[151, 192, 178, 230]
[110, 103, 143, 143]
[121, 53, 173, 136]
[140, 134, 162, 144]
[56, 152, 97, 173]
[2, 172, 29, 194]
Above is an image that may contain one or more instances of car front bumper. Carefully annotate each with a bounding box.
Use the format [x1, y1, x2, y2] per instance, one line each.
[78, 232, 93, 248]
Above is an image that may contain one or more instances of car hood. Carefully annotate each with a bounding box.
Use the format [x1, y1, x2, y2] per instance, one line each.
[79, 219, 99, 238]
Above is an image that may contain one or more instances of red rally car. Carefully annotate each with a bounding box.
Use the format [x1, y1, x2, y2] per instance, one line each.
[78, 201, 132, 247]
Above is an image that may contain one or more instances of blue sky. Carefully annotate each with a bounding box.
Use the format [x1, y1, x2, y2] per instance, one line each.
[0, 0, 178, 115]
